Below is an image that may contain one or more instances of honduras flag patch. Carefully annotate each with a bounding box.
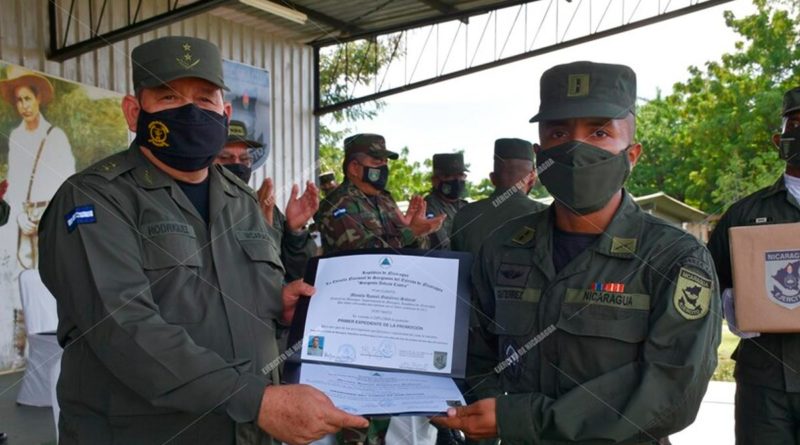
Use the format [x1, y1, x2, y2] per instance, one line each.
[65, 205, 96, 232]
[333, 207, 347, 219]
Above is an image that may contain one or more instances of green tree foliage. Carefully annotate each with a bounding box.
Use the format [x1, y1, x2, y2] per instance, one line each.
[628, 0, 800, 213]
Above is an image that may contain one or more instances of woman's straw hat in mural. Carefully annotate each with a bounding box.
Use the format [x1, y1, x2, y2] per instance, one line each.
[0, 66, 55, 106]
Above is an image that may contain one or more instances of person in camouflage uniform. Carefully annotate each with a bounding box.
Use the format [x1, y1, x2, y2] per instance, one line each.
[318, 133, 443, 254]
[215, 120, 318, 281]
[450, 138, 546, 257]
[424, 153, 469, 250]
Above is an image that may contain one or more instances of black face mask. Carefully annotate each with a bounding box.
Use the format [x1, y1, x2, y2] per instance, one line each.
[135, 103, 228, 172]
[222, 163, 252, 183]
[778, 126, 800, 166]
[536, 141, 631, 215]
[438, 179, 466, 199]
[361, 164, 389, 190]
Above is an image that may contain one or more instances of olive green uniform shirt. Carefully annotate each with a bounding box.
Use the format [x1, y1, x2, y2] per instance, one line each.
[468, 192, 720, 444]
[450, 189, 547, 256]
[318, 180, 427, 253]
[708, 175, 800, 392]
[424, 192, 467, 250]
[270, 207, 316, 281]
[0, 199, 8, 226]
[39, 145, 284, 445]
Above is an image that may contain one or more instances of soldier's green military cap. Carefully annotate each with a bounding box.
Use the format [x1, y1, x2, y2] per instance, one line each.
[432, 153, 468, 175]
[344, 133, 399, 160]
[494, 138, 533, 161]
[529, 61, 636, 122]
[319, 172, 336, 184]
[782, 87, 800, 116]
[131, 36, 228, 91]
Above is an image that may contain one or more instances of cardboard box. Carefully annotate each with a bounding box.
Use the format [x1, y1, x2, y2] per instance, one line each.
[730, 222, 800, 332]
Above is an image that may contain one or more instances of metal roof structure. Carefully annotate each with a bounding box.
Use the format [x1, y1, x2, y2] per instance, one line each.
[47, 0, 736, 114]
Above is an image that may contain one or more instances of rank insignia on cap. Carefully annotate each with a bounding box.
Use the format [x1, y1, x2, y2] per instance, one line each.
[65, 205, 96, 233]
[567, 74, 590, 97]
[674, 267, 712, 320]
[147, 121, 170, 148]
[177, 42, 200, 70]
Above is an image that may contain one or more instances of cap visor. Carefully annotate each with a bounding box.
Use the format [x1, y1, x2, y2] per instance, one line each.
[138, 71, 229, 91]
[368, 149, 400, 160]
[784, 105, 800, 117]
[529, 101, 632, 123]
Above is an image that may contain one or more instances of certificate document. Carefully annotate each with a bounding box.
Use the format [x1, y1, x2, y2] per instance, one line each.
[299, 363, 465, 415]
[300, 253, 458, 373]
[287, 249, 472, 416]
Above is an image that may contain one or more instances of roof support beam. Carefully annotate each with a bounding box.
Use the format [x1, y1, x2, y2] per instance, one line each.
[280, 1, 364, 35]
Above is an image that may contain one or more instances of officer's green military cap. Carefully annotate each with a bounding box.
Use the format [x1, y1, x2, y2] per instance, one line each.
[529, 61, 636, 122]
[344, 133, 399, 160]
[432, 153, 468, 175]
[131, 36, 228, 91]
[226, 120, 262, 148]
[494, 138, 533, 161]
[319, 172, 336, 183]
[782, 87, 800, 116]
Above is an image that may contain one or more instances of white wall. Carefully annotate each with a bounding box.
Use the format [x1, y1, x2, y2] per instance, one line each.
[0, 0, 317, 369]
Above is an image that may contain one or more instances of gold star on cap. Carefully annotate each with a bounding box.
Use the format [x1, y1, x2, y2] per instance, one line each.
[176, 42, 200, 70]
[183, 43, 191, 51]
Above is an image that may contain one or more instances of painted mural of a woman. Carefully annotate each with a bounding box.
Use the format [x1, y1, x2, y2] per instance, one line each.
[0, 66, 75, 269]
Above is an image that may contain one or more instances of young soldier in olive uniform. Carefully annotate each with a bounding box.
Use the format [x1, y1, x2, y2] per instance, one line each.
[450, 138, 545, 256]
[319, 133, 443, 254]
[425, 153, 469, 250]
[434, 61, 720, 444]
[708, 87, 800, 445]
[216, 120, 318, 281]
[38, 36, 367, 445]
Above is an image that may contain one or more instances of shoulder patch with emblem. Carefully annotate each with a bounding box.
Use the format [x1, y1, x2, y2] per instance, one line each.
[333, 207, 347, 219]
[673, 267, 712, 320]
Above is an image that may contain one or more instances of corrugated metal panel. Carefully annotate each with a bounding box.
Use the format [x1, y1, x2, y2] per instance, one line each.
[0, 0, 316, 206]
[0, 0, 316, 368]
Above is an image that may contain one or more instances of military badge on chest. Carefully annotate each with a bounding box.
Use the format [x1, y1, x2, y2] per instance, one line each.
[765, 251, 800, 309]
[502, 339, 524, 382]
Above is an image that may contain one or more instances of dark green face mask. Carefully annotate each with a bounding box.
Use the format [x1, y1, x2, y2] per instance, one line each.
[536, 141, 631, 215]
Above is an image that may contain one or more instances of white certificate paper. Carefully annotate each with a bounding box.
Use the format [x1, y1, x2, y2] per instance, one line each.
[301, 254, 459, 374]
[299, 363, 466, 415]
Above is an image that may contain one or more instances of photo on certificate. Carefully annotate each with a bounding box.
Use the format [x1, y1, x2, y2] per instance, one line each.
[285, 248, 473, 416]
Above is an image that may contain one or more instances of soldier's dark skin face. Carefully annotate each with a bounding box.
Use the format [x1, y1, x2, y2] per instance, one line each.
[773, 111, 800, 178]
[535, 116, 643, 234]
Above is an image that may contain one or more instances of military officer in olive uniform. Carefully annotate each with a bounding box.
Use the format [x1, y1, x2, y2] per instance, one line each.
[38, 36, 367, 445]
[450, 138, 546, 256]
[425, 153, 468, 250]
[433, 61, 720, 444]
[216, 120, 318, 281]
[318, 133, 443, 254]
[0, 180, 8, 226]
[708, 86, 800, 445]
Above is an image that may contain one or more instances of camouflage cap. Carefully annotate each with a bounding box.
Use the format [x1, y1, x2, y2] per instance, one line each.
[529, 61, 636, 123]
[319, 172, 336, 183]
[132, 36, 228, 91]
[432, 153, 468, 175]
[494, 138, 533, 161]
[344, 133, 399, 160]
[782, 87, 800, 116]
